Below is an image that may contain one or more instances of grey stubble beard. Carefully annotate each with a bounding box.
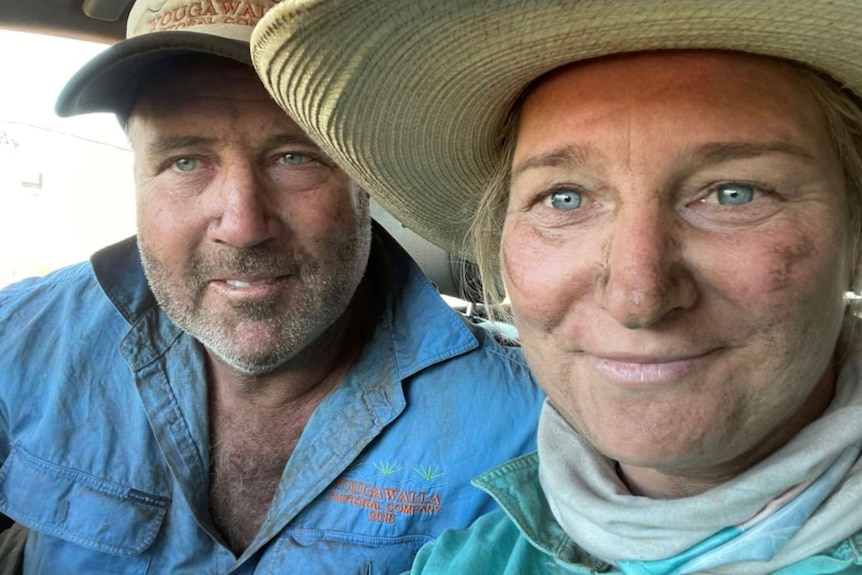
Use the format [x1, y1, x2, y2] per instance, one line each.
[138, 219, 372, 376]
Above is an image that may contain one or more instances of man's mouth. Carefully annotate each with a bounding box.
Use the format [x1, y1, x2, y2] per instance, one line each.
[224, 278, 275, 288]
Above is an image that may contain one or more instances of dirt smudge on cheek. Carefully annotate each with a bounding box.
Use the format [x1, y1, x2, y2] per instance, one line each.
[500, 232, 563, 335]
[769, 237, 814, 293]
[594, 237, 612, 292]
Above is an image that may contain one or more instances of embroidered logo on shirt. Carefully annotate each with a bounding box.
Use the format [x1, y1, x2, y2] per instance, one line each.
[326, 460, 446, 524]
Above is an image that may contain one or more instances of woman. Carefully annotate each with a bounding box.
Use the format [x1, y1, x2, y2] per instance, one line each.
[251, 1, 862, 572]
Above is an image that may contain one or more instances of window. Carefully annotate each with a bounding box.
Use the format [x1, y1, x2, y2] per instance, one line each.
[0, 30, 135, 287]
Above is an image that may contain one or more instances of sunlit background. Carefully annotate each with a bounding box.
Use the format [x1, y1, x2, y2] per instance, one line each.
[0, 30, 135, 287]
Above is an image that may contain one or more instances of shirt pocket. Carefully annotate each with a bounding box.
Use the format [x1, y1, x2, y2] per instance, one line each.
[0, 445, 169, 557]
[276, 529, 433, 575]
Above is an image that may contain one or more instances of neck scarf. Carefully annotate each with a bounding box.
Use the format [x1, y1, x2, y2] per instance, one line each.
[538, 355, 862, 575]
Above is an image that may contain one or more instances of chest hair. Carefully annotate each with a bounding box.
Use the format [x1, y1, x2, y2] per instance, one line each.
[208, 412, 305, 554]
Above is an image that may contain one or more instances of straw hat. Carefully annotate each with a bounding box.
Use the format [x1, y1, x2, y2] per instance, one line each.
[56, 0, 278, 119]
[251, 0, 862, 259]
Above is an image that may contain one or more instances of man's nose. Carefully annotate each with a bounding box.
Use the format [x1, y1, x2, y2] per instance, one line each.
[595, 206, 697, 328]
[208, 163, 277, 248]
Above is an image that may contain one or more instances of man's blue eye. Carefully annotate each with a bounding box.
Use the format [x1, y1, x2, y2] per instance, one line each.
[279, 153, 310, 166]
[545, 190, 582, 211]
[174, 158, 198, 172]
[716, 184, 755, 205]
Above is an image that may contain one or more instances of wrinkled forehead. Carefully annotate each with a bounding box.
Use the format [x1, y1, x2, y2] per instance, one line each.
[513, 50, 837, 160]
[524, 50, 822, 116]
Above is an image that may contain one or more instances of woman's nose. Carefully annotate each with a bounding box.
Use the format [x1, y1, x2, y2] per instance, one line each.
[595, 208, 697, 328]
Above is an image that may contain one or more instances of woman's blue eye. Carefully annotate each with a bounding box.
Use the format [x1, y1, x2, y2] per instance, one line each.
[716, 184, 755, 205]
[173, 158, 198, 172]
[545, 190, 582, 211]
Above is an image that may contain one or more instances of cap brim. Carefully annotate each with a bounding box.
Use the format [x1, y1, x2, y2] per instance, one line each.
[56, 31, 251, 118]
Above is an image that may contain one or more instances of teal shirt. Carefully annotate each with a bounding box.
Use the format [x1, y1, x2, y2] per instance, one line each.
[408, 454, 862, 574]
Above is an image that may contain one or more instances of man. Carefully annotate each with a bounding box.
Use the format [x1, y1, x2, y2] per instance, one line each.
[0, 1, 544, 573]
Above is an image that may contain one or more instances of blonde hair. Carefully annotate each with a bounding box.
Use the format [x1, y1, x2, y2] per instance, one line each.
[470, 109, 520, 323]
[470, 58, 862, 326]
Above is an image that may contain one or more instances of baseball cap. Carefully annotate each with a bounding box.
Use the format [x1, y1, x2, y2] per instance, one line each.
[56, 0, 278, 118]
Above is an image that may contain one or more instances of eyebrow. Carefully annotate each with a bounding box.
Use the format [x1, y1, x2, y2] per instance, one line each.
[511, 140, 817, 179]
[146, 135, 214, 156]
[145, 132, 321, 156]
[690, 141, 816, 164]
[262, 132, 321, 150]
[511, 144, 595, 180]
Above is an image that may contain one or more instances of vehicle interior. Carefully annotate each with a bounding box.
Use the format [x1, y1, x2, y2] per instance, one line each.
[1, 0, 125, 43]
[0, 0, 494, 535]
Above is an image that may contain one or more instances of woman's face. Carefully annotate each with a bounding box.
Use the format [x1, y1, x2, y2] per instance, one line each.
[501, 51, 852, 495]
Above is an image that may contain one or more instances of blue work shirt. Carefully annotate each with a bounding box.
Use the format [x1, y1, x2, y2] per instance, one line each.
[0, 230, 544, 574]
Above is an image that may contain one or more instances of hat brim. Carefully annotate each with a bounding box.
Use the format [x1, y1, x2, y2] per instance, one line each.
[56, 31, 251, 119]
[252, 0, 862, 260]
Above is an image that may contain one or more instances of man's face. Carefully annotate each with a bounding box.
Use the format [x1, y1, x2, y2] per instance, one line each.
[128, 57, 371, 376]
[501, 51, 851, 491]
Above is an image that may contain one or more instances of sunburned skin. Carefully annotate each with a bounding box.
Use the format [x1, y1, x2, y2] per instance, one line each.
[129, 57, 371, 383]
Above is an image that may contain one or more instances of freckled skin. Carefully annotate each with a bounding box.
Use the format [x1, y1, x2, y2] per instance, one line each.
[501, 51, 851, 497]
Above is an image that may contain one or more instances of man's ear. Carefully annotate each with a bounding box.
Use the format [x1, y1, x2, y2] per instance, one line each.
[350, 180, 369, 197]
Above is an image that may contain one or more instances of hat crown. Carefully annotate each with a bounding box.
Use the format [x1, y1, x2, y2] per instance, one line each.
[127, 0, 277, 42]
